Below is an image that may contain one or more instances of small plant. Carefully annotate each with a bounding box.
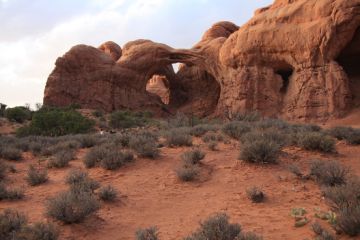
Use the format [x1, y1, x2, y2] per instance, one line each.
[0, 209, 27, 239]
[181, 149, 205, 165]
[296, 132, 335, 153]
[65, 169, 100, 193]
[98, 185, 118, 202]
[46, 190, 99, 224]
[110, 111, 152, 129]
[0, 184, 24, 200]
[207, 141, 218, 151]
[202, 132, 224, 143]
[20, 222, 59, 240]
[165, 128, 193, 147]
[100, 151, 134, 170]
[235, 232, 263, 240]
[5, 106, 31, 123]
[129, 132, 159, 159]
[47, 150, 75, 168]
[311, 222, 335, 240]
[0, 162, 7, 180]
[239, 139, 280, 164]
[246, 187, 264, 203]
[26, 165, 48, 186]
[184, 213, 241, 240]
[190, 124, 217, 137]
[222, 121, 251, 140]
[310, 160, 348, 186]
[0, 147, 22, 161]
[176, 165, 199, 182]
[135, 226, 159, 240]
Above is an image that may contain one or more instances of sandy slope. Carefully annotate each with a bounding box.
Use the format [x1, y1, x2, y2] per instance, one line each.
[0, 138, 359, 240]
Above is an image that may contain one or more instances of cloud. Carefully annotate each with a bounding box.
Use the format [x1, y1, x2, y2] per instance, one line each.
[0, 0, 272, 107]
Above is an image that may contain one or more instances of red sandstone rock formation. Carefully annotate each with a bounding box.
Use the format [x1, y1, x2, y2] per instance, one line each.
[146, 75, 170, 105]
[44, 0, 360, 120]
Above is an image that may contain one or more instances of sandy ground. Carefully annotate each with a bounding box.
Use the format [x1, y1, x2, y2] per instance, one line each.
[0, 137, 359, 240]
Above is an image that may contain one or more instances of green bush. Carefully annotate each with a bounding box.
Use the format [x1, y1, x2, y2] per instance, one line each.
[26, 165, 48, 186]
[98, 185, 118, 202]
[110, 110, 152, 129]
[135, 226, 159, 240]
[311, 222, 335, 240]
[5, 107, 31, 123]
[165, 128, 192, 147]
[296, 132, 335, 153]
[46, 190, 99, 224]
[17, 107, 94, 137]
[184, 213, 241, 240]
[202, 132, 224, 143]
[231, 112, 261, 122]
[239, 139, 280, 164]
[240, 130, 289, 147]
[0, 162, 7, 180]
[181, 149, 205, 165]
[327, 126, 355, 140]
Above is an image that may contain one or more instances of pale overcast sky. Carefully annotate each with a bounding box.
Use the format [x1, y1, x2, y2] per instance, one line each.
[0, 0, 272, 108]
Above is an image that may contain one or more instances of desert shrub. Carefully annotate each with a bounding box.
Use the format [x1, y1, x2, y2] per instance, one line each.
[0, 147, 22, 161]
[100, 150, 134, 170]
[222, 121, 251, 140]
[110, 110, 152, 129]
[327, 126, 355, 140]
[235, 232, 263, 240]
[19, 222, 59, 240]
[46, 190, 99, 224]
[184, 213, 241, 240]
[207, 141, 218, 151]
[231, 112, 261, 122]
[0, 209, 27, 240]
[176, 165, 199, 182]
[240, 130, 289, 147]
[65, 169, 100, 193]
[255, 118, 290, 131]
[75, 134, 97, 148]
[239, 139, 280, 164]
[202, 132, 224, 143]
[345, 129, 360, 145]
[92, 110, 104, 118]
[129, 132, 159, 159]
[110, 133, 131, 147]
[47, 150, 75, 168]
[5, 107, 31, 123]
[0, 184, 24, 200]
[26, 165, 48, 186]
[0, 162, 7, 180]
[296, 132, 335, 153]
[311, 222, 335, 240]
[246, 187, 265, 203]
[310, 160, 348, 186]
[83, 144, 109, 168]
[181, 149, 205, 165]
[190, 124, 217, 137]
[135, 226, 159, 240]
[323, 179, 360, 236]
[98, 185, 118, 202]
[165, 128, 192, 147]
[167, 112, 201, 128]
[288, 164, 305, 179]
[17, 107, 94, 137]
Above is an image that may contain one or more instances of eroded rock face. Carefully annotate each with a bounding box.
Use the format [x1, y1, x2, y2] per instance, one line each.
[44, 0, 360, 120]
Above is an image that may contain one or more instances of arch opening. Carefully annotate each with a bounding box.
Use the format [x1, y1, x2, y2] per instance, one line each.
[146, 74, 170, 105]
[337, 28, 360, 106]
[274, 63, 294, 94]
